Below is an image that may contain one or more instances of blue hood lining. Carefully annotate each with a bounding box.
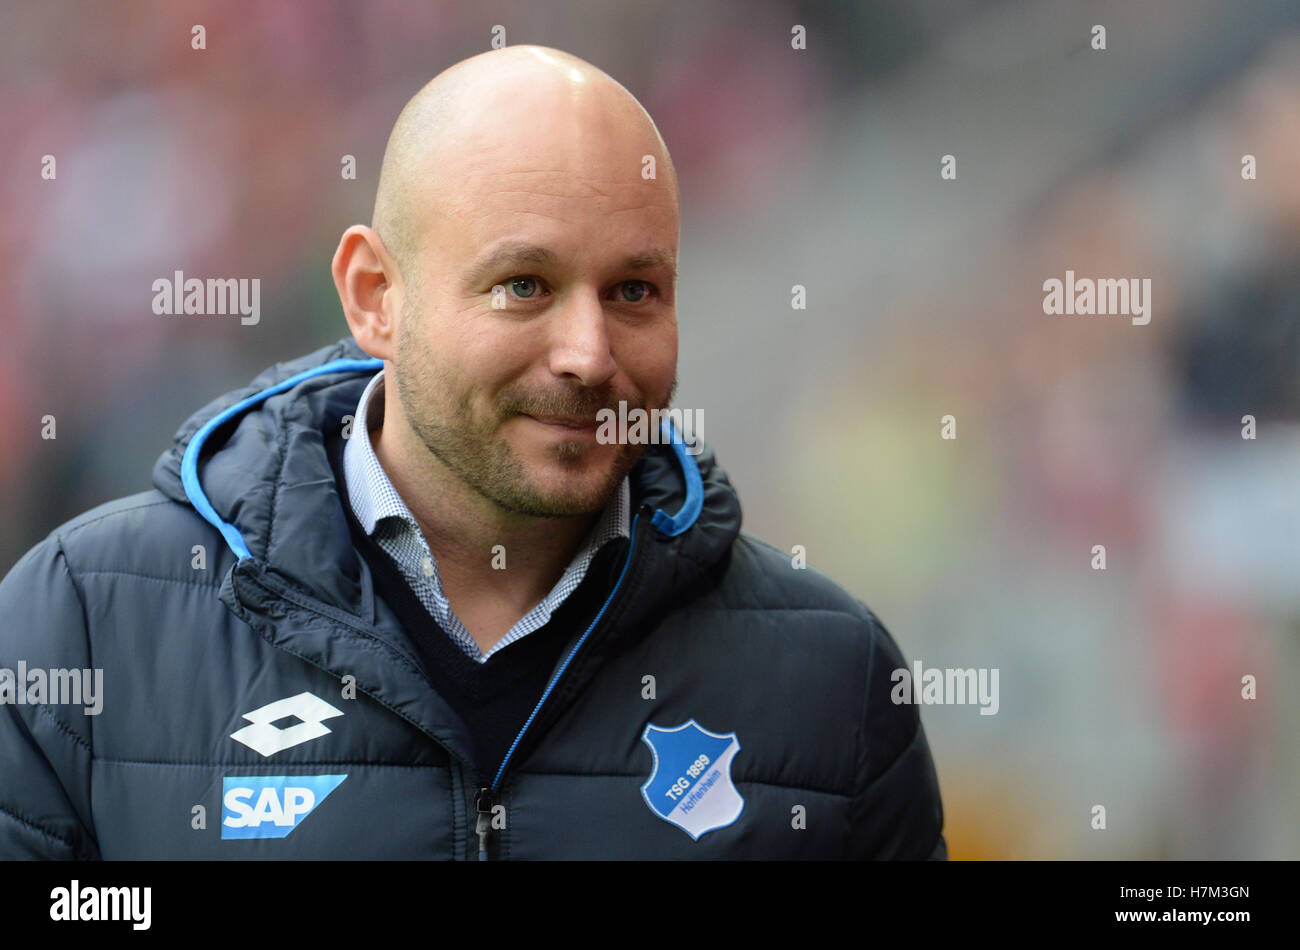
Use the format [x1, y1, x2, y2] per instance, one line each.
[182, 357, 383, 561]
[182, 357, 704, 560]
[650, 418, 704, 537]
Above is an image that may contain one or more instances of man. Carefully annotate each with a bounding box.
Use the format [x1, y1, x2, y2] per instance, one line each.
[0, 46, 946, 859]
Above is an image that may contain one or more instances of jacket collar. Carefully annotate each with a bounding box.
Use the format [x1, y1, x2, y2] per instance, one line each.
[151, 336, 743, 621]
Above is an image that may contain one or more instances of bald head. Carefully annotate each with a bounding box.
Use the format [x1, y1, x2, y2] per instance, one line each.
[372, 45, 679, 284]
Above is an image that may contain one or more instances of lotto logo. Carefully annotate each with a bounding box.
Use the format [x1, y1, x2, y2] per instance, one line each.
[230, 692, 344, 757]
[221, 775, 347, 839]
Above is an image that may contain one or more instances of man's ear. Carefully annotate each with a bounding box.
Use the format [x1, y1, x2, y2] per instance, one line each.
[333, 225, 401, 360]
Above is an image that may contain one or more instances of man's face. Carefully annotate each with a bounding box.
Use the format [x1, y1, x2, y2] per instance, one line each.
[388, 111, 679, 518]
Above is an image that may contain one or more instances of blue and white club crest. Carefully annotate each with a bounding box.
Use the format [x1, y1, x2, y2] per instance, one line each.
[640, 719, 744, 840]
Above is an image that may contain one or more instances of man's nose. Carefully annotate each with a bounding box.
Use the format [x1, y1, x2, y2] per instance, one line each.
[546, 288, 617, 387]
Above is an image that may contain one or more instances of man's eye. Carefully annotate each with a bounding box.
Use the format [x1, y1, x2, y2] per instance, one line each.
[618, 280, 652, 303]
[509, 276, 540, 298]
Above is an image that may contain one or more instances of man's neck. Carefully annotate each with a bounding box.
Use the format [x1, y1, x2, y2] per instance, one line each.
[372, 414, 601, 655]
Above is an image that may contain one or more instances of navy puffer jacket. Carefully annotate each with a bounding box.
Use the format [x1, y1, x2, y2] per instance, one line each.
[0, 338, 946, 859]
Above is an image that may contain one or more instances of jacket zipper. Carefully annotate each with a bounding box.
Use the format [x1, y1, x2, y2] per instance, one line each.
[474, 507, 648, 860]
[474, 786, 494, 861]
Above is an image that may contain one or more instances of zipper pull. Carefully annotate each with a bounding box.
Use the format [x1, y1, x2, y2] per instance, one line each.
[475, 787, 495, 861]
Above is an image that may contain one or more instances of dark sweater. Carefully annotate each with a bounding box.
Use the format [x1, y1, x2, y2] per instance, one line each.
[331, 436, 626, 780]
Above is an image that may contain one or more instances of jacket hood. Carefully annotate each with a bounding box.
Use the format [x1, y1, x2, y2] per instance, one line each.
[152, 337, 743, 619]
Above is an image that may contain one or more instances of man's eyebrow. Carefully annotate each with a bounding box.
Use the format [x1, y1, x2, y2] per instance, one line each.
[464, 242, 677, 286]
[623, 249, 677, 281]
[464, 242, 559, 287]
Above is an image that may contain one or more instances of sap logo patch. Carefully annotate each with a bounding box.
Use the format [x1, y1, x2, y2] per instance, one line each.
[641, 719, 744, 840]
[221, 775, 346, 839]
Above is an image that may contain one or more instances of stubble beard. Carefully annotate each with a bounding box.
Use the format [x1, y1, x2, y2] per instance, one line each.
[391, 301, 671, 518]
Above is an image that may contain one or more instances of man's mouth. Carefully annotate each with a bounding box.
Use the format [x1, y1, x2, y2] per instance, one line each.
[522, 413, 600, 431]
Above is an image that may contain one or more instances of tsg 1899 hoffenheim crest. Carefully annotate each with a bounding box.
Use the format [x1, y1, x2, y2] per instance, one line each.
[640, 719, 744, 840]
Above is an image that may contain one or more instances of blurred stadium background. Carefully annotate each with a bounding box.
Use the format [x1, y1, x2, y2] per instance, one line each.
[1, 0, 1297, 858]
